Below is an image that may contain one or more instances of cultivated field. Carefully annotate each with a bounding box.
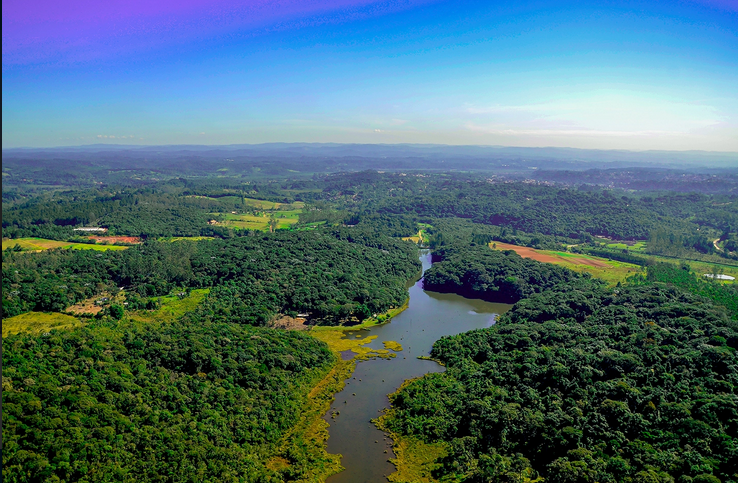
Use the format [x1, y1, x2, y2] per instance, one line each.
[490, 242, 641, 284]
[2, 237, 130, 252]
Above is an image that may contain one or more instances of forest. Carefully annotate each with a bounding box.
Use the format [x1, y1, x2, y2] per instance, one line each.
[2, 229, 420, 324]
[3, 319, 334, 482]
[384, 279, 738, 482]
[4, 172, 737, 265]
[422, 245, 582, 304]
[3, 163, 737, 483]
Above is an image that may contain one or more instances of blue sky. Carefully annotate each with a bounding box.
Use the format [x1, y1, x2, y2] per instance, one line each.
[2, 0, 737, 150]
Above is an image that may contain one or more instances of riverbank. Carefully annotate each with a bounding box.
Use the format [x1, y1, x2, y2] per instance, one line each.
[265, 326, 406, 481]
[320, 250, 512, 483]
[374, 378, 449, 483]
[269, 249, 512, 483]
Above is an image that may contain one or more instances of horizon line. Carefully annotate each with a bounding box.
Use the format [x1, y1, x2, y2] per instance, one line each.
[3, 142, 738, 156]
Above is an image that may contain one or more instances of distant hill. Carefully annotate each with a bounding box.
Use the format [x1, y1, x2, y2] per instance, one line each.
[3, 143, 737, 191]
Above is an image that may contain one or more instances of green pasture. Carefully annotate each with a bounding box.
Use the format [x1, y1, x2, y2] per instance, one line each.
[190, 194, 304, 211]
[159, 236, 216, 242]
[648, 256, 738, 282]
[2, 237, 129, 252]
[601, 241, 647, 251]
[491, 243, 642, 285]
[2, 312, 82, 337]
[215, 211, 301, 230]
[129, 289, 210, 325]
[549, 251, 642, 285]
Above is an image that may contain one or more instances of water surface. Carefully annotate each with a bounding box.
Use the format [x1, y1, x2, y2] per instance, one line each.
[325, 250, 512, 483]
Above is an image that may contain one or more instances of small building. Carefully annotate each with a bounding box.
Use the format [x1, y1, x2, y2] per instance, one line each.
[73, 227, 108, 232]
[704, 274, 736, 281]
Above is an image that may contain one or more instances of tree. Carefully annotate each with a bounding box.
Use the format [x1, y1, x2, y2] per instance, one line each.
[109, 304, 124, 319]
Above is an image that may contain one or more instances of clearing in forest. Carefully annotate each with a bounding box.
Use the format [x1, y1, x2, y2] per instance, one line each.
[212, 211, 301, 231]
[2, 312, 82, 337]
[489, 242, 640, 284]
[160, 236, 216, 242]
[2, 237, 130, 252]
[128, 289, 210, 325]
[85, 236, 142, 244]
[188, 195, 305, 211]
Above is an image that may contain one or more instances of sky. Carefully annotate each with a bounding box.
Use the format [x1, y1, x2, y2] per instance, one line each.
[2, 0, 737, 151]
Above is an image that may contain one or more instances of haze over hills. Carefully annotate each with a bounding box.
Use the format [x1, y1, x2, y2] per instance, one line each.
[4, 143, 737, 168]
[5, 143, 737, 194]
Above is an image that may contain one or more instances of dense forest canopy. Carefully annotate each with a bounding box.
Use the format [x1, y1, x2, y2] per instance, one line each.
[2, 229, 419, 324]
[385, 280, 738, 482]
[2, 320, 334, 482]
[422, 245, 582, 304]
[6, 172, 736, 266]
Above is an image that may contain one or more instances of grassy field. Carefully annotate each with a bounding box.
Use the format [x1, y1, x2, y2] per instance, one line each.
[490, 242, 642, 285]
[241, 198, 304, 211]
[189, 195, 305, 211]
[159, 236, 216, 242]
[647, 255, 738, 281]
[603, 241, 647, 251]
[2, 312, 82, 337]
[214, 211, 301, 230]
[128, 289, 210, 325]
[402, 229, 429, 245]
[2, 237, 129, 252]
[491, 241, 738, 286]
[402, 223, 433, 244]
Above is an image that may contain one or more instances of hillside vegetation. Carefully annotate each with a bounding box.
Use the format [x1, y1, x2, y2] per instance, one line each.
[423, 246, 582, 304]
[383, 280, 738, 482]
[2, 229, 419, 325]
[2, 320, 334, 482]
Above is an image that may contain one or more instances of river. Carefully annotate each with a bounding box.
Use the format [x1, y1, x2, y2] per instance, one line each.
[324, 250, 512, 483]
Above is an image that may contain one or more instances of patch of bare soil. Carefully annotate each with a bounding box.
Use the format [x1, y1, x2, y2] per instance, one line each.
[66, 298, 105, 315]
[272, 315, 311, 331]
[492, 242, 562, 264]
[87, 236, 142, 244]
[568, 257, 610, 268]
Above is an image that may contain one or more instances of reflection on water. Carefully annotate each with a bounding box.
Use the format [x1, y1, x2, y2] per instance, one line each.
[324, 250, 512, 483]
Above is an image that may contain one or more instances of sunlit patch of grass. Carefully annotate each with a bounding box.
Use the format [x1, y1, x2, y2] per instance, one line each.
[213, 213, 300, 231]
[2, 237, 129, 252]
[603, 241, 648, 251]
[489, 242, 640, 285]
[159, 236, 215, 242]
[2, 312, 82, 337]
[648, 256, 738, 283]
[128, 289, 209, 325]
[402, 227, 430, 245]
[565, 261, 642, 285]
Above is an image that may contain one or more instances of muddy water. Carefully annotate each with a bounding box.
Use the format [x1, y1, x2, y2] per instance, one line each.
[324, 250, 512, 483]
